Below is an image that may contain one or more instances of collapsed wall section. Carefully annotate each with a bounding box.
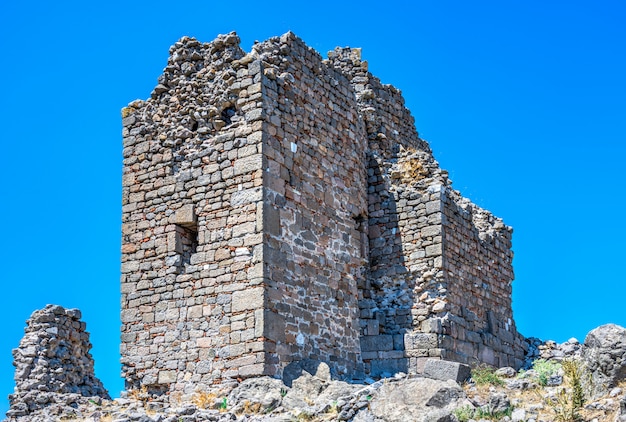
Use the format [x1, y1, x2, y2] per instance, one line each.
[328, 48, 452, 375]
[328, 46, 525, 373]
[120, 34, 269, 396]
[257, 33, 367, 377]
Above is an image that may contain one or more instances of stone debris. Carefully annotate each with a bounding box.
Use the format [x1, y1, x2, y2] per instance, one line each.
[6, 305, 109, 420]
[5, 321, 626, 421]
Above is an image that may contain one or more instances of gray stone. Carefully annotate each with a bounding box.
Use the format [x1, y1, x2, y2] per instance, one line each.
[8, 305, 110, 419]
[175, 204, 196, 227]
[485, 392, 511, 414]
[227, 377, 285, 414]
[423, 359, 471, 383]
[368, 377, 471, 422]
[282, 359, 331, 387]
[231, 287, 264, 312]
[495, 366, 517, 378]
[582, 324, 626, 397]
[511, 408, 527, 422]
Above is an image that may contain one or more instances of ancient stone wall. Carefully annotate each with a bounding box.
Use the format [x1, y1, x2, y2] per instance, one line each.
[121, 33, 268, 395]
[7, 305, 109, 419]
[120, 31, 525, 397]
[257, 33, 367, 377]
[439, 190, 525, 368]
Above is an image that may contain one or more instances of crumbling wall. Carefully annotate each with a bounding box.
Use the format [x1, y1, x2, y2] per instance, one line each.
[439, 190, 525, 368]
[327, 46, 525, 374]
[120, 33, 269, 396]
[327, 48, 452, 375]
[7, 305, 109, 419]
[120, 32, 526, 395]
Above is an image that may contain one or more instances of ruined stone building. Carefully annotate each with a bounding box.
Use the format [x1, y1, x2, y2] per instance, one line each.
[120, 31, 526, 396]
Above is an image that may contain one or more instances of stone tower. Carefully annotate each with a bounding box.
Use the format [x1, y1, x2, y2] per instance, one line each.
[120, 32, 525, 396]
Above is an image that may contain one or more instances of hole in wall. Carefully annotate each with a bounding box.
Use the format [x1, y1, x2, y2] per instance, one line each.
[176, 224, 198, 270]
[221, 106, 236, 125]
[353, 214, 368, 259]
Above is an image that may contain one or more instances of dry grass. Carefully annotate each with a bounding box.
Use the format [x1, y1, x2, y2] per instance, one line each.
[127, 385, 150, 403]
[240, 400, 262, 414]
[192, 390, 218, 409]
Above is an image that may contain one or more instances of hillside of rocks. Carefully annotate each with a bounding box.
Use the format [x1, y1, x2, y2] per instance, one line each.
[4, 305, 626, 422]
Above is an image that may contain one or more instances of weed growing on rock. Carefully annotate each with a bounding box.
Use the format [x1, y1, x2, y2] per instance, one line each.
[471, 365, 505, 387]
[453, 405, 475, 422]
[127, 386, 150, 404]
[453, 405, 513, 421]
[532, 359, 561, 386]
[295, 410, 314, 421]
[240, 400, 262, 414]
[549, 358, 589, 422]
[219, 397, 228, 412]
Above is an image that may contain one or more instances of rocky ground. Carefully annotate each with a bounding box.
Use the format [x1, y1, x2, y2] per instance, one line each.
[5, 324, 626, 422]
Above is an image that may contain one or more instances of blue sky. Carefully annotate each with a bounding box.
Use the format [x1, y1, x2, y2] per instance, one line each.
[1, 0, 625, 416]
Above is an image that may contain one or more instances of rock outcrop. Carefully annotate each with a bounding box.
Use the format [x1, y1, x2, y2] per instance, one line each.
[583, 324, 626, 397]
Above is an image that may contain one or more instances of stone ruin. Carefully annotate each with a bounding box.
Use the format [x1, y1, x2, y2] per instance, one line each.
[118, 30, 526, 398]
[6, 305, 109, 419]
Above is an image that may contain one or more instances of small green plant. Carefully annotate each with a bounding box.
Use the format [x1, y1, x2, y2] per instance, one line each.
[471, 364, 505, 387]
[280, 387, 287, 397]
[562, 359, 585, 409]
[453, 405, 475, 422]
[219, 397, 228, 412]
[532, 359, 561, 386]
[551, 388, 582, 422]
[453, 405, 512, 422]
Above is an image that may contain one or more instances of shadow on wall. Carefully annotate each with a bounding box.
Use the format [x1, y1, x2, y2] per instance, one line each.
[359, 151, 417, 377]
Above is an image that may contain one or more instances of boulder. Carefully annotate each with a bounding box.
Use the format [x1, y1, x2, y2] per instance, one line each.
[367, 377, 472, 422]
[282, 359, 331, 387]
[423, 359, 471, 383]
[226, 377, 285, 414]
[582, 324, 626, 397]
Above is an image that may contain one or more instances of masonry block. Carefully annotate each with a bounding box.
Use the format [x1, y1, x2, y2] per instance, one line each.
[232, 287, 264, 313]
[175, 204, 196, 228]
[423, 358, 471, 383]
[361, 335, 394, 352]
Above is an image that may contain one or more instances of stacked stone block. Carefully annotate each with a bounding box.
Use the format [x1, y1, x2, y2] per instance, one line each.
[257, 33, 367, 377]
[120, 31, 525, 397]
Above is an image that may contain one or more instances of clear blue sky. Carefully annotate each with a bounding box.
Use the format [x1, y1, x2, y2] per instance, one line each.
[1, 0, 625, 417]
